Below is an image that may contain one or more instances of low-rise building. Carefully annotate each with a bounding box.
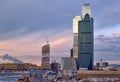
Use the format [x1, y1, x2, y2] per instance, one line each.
[50, 62, 59, 72]
[61, 57, 77, 75]
[0, 63, 41, 70]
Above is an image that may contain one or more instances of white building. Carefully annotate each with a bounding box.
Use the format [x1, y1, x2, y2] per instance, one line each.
[73, 16, 81, 59]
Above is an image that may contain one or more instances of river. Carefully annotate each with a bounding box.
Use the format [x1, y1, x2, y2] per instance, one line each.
[0, 74, 24, 82]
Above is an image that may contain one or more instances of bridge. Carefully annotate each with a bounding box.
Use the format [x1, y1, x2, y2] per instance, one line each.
[76, 70, 120, 80]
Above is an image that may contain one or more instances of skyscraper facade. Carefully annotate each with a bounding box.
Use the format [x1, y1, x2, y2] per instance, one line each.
[41, 44, 50, 70]
[78, 4, 94, 70]
[73, 16, 81, 59]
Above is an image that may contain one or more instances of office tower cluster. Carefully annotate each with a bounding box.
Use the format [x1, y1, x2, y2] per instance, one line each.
[41, 3, 94, 71]
[72, 3, 94, 70]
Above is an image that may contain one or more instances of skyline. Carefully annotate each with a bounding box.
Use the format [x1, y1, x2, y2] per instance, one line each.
[0, 0, 120, 65]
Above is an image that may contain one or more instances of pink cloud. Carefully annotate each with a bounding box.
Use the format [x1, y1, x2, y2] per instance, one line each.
[0, 29, 73, 65]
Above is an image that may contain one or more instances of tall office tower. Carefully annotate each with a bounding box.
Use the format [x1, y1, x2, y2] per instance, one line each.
[41, 43, 50, 70]
[78, 4, 94, 70]
[73, 16, 81, 59]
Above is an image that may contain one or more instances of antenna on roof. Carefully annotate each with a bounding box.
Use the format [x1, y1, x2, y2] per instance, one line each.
[46, 35, 49, 44]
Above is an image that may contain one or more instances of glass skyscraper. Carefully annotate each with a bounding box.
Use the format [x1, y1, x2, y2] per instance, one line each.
[73, 16, 81, 59]
[78, 4, 94, 70]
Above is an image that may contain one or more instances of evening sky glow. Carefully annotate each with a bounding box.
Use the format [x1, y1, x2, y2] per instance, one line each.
[0, 0, 120, 65]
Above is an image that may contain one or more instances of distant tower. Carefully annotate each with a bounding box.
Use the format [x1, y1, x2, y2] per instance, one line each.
[78, 3, 94, 70]
[70, 48, 73, 58]
[100, 59, 103, 70]
[41, 41, 50, 70]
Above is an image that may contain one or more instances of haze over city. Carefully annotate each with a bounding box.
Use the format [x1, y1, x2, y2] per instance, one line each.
[0, 0, 120, 65]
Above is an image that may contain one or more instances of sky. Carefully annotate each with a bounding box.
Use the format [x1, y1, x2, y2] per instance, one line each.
[0, 0, 120, 65]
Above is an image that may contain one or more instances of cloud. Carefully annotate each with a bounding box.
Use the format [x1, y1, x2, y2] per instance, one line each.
[0, 49, 12, 51]
[94, 32, 120, 63]
[92, 0, 120, 29]
[0, 29, 72, 65]
[0, 54, 23, 63]
[95, 32, 120, 52]
[0, 0, 119, 40]
[0, 0, 77, 40]
[0, 0, 120, 65]
[18, 54, 63, 66]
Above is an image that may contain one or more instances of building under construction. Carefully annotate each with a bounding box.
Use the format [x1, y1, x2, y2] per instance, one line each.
[41, 43, 50, 70]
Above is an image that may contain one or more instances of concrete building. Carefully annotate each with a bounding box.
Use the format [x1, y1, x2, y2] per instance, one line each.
[61, 57, 77, 76]
[41, 44, 50, 70]
[95, 62, 109, 70]
[50, 62, 59, 72]
[61, 57, 77, 71]
[76, 70, 120, 80]
[103, 62, 109, 68]
[78, 3, 94, 70]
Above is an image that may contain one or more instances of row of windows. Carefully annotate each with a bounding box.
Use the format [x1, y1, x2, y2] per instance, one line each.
[79, 52, 91, 54]
[81, 32, 91, 34]
[78, 55, 93, 68]
[79, 42, 92, 44]
[78, 22, 93, 33]
[78, 34, 93, 42]
[79, 44, 93, 51]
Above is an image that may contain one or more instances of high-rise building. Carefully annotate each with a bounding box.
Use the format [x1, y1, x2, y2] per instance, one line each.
[70, 48, 73, 58]
[41, 44, 50, 70]
[73, 16, 81, 59]
[78, 4, 94, 70]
